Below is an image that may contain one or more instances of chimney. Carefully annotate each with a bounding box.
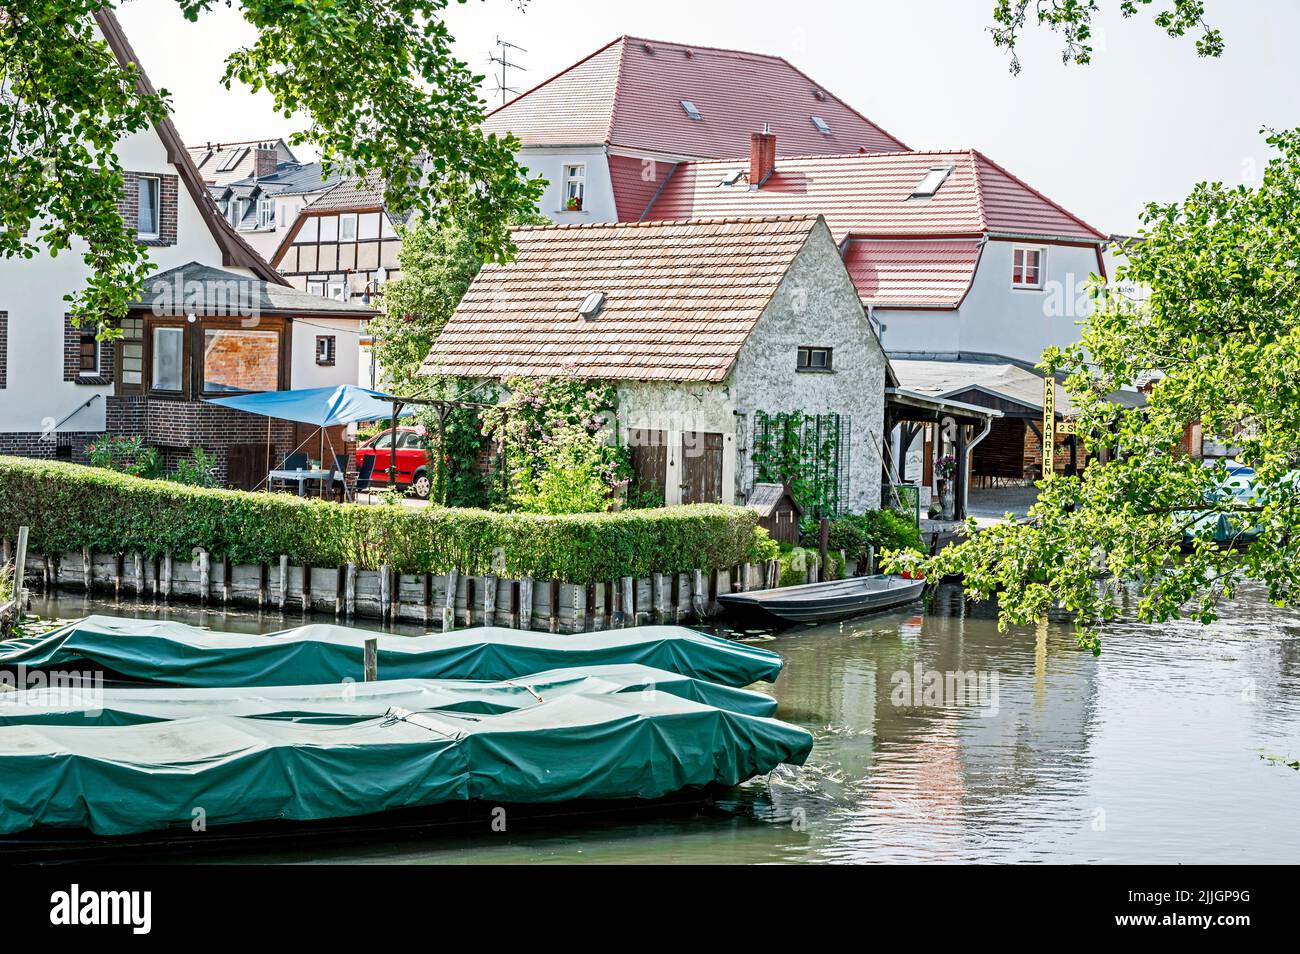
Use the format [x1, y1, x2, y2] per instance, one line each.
[253, 142, 278, 179]
[750, 124, 776, 189]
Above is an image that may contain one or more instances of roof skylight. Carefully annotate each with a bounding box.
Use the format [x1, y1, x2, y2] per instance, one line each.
[680, 100, 702, 121]
[215, 147, 248, 172]
[720, 170, 745, 186]
[910, 166, 953, 198]
[811, 116, 831, 135]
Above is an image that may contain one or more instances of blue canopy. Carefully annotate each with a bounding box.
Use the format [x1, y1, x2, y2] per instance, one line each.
[205, 385, 415, 427]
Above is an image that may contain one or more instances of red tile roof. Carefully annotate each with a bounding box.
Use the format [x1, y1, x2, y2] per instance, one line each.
[424, 216, 822, 383]
[843, 239, 984, 308]
[644, 149, 1106, 242]
[482, 36, 906, 159]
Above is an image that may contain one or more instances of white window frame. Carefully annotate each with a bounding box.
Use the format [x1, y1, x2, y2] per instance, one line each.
[326, 280, 347, 302]
[562, 164, 586, 210]
[136, 175, 161, 239]
[796, 346, 833, 372]
[151, 326, 185, 392]
[307, 280, 326, 297]
[339, 214, 358, 242]
[1012, 246, 1046, 290]
[256, 197, 275, 229]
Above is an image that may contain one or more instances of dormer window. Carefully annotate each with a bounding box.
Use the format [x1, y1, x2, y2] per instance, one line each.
[563, 164, 585, 211]
[1012, 247, 1045, 289]
[811, 116, 831, 135]
[680, 100, 702, 121]
[257, 197, 275, 229]
[910, 166, 953, 199]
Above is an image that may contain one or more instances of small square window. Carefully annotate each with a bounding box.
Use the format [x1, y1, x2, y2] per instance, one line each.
[315, 335, 337, 366]
[796, 346, 833, 372]
[137, 176, 160, 238]
[307, 280, 326, 297]
[680, 100, 702, 121]
[339, 214, 358, 242]
[1012, 247, 1045, 288]
[326, 281, 347, 301]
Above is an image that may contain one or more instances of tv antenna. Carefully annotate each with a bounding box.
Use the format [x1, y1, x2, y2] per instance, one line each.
[489, 36, 527, 106]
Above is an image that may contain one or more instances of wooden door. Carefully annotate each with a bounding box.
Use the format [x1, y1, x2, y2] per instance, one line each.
[680, 431, 724, 504]
[226, 442, 274, 491]
[628, 428, 667, 504]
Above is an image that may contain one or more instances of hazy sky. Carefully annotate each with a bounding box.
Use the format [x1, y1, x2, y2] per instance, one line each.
[115, 0, 1300, 234]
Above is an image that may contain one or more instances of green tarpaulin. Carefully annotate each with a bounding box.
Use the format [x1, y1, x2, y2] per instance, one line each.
[0, 616, 783, 688]
[0, 664, 778, 725]
[0, 692, 813, 836]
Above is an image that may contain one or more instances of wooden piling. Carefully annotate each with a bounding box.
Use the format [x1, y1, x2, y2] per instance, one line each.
[302, 564, 312, 613]
[620, 576, 634, 627]
[423, 572, 433, 626]
[379, 563, 391, 620]
[518, 577, 533, 630]
[442, 568, 459, 631]
[363, 637, 378, 682]
[133, 553, 144, 599]
[510, 580, 521, 629]
[344, 563, 357, 618]
[82, 546, 93, 593]
[692, 569, 706, 618]
[258, 562, 269, 609]
[161, 550, 172, 599]
[335, 565, 345, 618]
[548, 578, 560, 633]
[585, 583, 597, 631]
[197, 549, 210, 606]
[222, 554, 232, 604]
[13, 527, 28, 616]
[464, 576, 476, 628]
[278, 555, 289, 612]
[114, 552, 124, 600]
[484, 575, 497, 626]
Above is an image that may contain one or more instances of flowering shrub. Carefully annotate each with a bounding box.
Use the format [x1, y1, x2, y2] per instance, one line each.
[85, 435, 161, 479]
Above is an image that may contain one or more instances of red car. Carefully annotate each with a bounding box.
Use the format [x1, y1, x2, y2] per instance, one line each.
[355, 425, 432, 498]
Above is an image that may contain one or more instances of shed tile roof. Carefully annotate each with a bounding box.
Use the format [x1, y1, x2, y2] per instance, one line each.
[424, 216, 822, 383]
[304, 176, 387, 212]
[645, 149, 1105, 242]
[890, 357, 1072, 415]
[843, 239, 983, 308]
[482, 36, 906, 158]
[133, 262, 376, 317]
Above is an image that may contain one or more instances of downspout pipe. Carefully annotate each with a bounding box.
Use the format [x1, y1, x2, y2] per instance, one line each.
[960, 413, 996, 514]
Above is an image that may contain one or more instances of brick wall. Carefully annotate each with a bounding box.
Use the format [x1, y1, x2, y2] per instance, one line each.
[204, 331, 279, 392]
[118, 171, 179, 247]
[63, 314, 114, 385]
[0, 431, 100, 462]
[107, 395, 297, 485]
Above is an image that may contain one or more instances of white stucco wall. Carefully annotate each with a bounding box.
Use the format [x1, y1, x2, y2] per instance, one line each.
[289, 317, 366, 391]
[879, 239, 1104, 366]
[616, 221, 887, 512]
[514, 147, 617, 223]
[0, 124, 231, 437]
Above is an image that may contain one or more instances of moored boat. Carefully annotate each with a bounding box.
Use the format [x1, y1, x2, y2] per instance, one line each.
[0, 615, 784, 688]
[0, 692, 812, 839]
[717, 574, 925, 626]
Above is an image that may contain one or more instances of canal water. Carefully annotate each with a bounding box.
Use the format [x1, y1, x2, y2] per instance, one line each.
[25, 584, 1300, 864]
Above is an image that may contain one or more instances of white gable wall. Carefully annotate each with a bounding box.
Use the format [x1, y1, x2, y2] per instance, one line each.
[878, 239, 1103, 365]
[515, 147, 617, 223]
[0, 123, 242, 438]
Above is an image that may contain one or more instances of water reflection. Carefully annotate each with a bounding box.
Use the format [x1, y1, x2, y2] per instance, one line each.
[24, 582, 1300, 864]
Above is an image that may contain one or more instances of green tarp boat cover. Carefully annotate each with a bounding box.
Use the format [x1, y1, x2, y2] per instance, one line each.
[0, 664, 778, 725]
[0, 693, 813, 835]
[0, 616, 783, 688]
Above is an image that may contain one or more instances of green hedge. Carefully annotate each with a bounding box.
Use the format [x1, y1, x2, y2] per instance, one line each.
[0, 456, 760, 583]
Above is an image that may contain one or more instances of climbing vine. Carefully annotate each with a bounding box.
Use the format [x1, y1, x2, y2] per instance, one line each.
[481, 377, 630, 514]
[751, 410, 845, 516]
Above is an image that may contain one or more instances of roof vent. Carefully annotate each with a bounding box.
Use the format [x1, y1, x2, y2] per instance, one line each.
[812, 88, 827, 102]
[641, 42, 654, 54]
[683, 48, 693, 58]
[811, 116, 831, 135]
[578, 291, 606, 320]
[910, 166, 954, 199]
[680, 100, 702, 121]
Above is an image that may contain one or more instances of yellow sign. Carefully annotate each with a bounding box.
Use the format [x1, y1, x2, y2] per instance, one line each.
[1056, 420, 1075, 435]
[1042, 377, 1055, 477]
